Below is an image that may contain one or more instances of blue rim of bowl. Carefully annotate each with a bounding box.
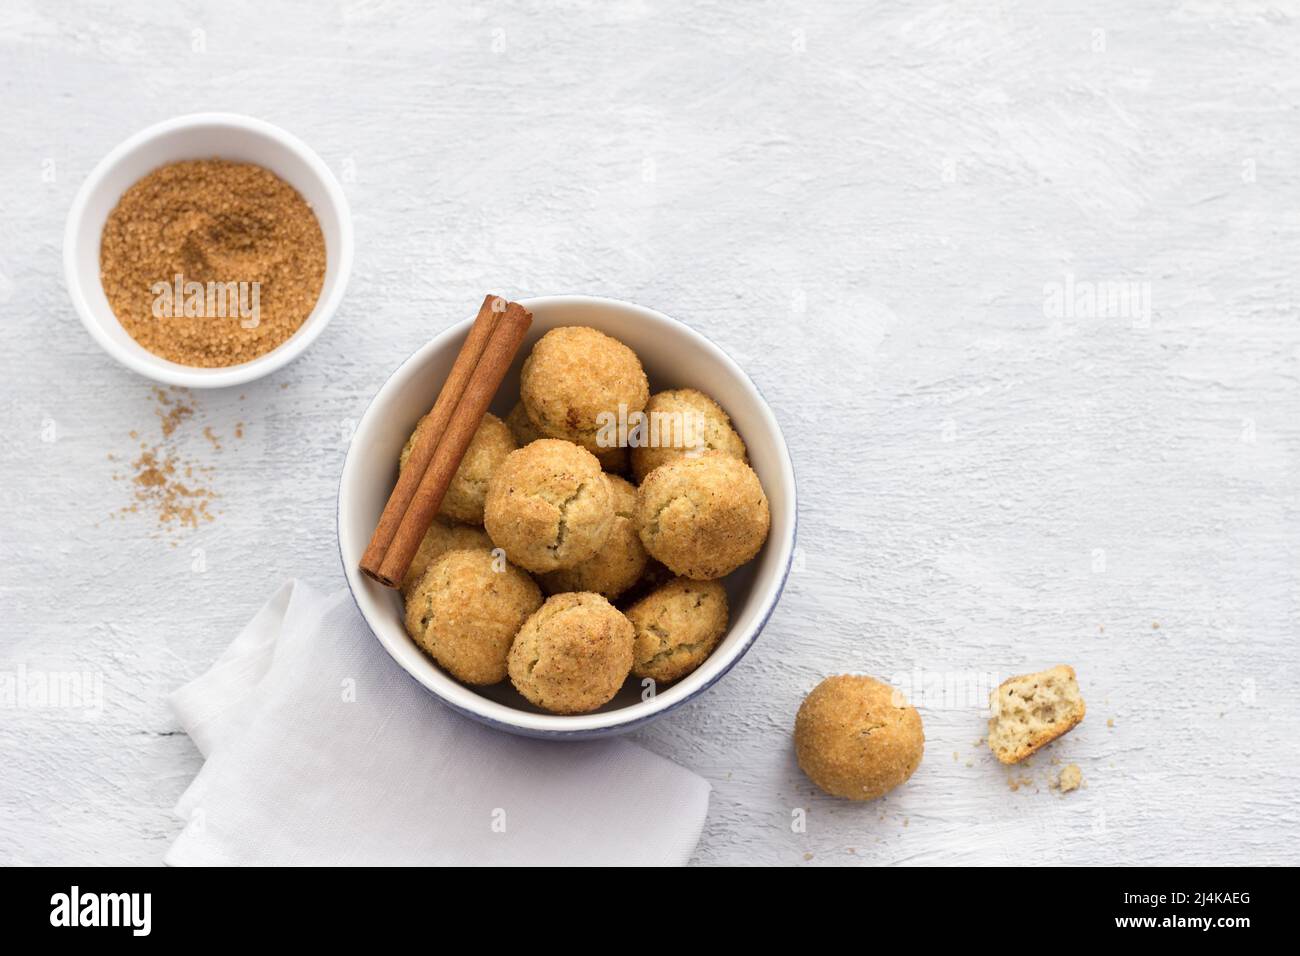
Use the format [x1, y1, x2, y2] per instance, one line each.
[336, 295, 797, 739]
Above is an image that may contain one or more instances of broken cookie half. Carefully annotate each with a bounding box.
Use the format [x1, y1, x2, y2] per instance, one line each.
[987, 664, 1085, 765]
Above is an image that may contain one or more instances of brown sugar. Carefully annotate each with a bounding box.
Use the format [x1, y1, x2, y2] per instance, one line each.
[153, 386, 194, 437]
[100, 159, 325, 367]
[128, 446, 215, 530]
[111, 387, 222, 534]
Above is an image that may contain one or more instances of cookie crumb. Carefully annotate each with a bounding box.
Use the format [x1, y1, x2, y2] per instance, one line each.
[1059, 764, 1082, 793]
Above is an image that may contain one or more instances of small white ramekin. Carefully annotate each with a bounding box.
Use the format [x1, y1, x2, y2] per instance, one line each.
[338, 295, 798, 739]
[63, 112, 353, 388]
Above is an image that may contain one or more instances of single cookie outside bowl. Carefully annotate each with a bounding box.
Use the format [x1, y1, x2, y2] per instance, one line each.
[403, 548, 542, 686]
[630, 388, 747, 483]
[400, 411, 515, 524]
[507, 400, 626, 474]
[794, 675, 925, 802]
[519, 326, 648, 455]
[484, 438, 614, 574]
[399, 517, 493, 595]
[626, 577, 728, 684]
[507, 592, 635, 714]
[539, 475, 646, 600]
[637, 451, 770, 580]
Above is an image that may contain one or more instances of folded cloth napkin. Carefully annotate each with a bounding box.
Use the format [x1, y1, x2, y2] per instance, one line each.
[166, 580, 710, 866]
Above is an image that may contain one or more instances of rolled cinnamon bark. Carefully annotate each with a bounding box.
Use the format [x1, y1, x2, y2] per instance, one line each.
[372, 301, 533, 589]
[359, 294, 503, 583]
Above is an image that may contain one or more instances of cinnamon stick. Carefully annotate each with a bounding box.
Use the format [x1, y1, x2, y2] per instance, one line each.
[359, 295, 504, 583]
[372, 301, 533, 588]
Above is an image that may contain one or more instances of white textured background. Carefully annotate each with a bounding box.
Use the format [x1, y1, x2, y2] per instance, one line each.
[2, 0, 1298, 866]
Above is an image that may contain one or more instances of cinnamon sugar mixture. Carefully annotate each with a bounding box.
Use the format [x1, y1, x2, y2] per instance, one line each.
[100, 160, 325, 367]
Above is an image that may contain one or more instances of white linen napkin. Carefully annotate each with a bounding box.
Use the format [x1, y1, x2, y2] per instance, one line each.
[166, 580, 711, 866]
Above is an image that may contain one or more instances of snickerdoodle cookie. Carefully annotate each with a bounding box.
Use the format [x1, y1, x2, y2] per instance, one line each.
[403, 549, 542, 686]
[539, 475, 646, 600]
[519, 327, 648, 454]
[626, 577, 728, 684]
[507, 592, 635, 714]
[484, 439, 615, 574]
[400, 411, 515, 524]
[794, 675, 925, 802]
[637, 452, 770, 580]
[399, 518, 493, 595]
[630, 388, 747, 483]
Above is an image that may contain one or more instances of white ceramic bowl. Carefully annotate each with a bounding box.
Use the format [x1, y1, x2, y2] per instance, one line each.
[338, 295, 797, 738]
[63, 112, 353, 388]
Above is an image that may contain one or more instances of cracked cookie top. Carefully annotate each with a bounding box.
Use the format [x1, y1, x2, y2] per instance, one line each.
[484, 438, 615, 574]
[637, 451, 770, 580]
[507, 592, 635, 714]
[626, 576, 728, 684]
[539, 475, 647, 601]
